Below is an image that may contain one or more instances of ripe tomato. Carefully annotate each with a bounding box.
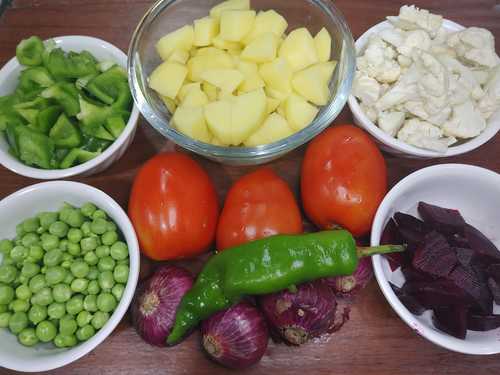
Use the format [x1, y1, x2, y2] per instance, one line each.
[216, 168, 303, 251]
[301, 125, 387, 237]
[129, 152, 219, 260]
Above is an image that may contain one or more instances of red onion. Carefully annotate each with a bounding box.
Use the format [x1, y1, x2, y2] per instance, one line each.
[259, 281, 336, 346]
[131, 265, 193, 347]
[323, 257, 373, 296]
[201, 302, 269, 369]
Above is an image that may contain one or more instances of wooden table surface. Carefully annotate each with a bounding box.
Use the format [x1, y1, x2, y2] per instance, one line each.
[1, 0, 500, 374]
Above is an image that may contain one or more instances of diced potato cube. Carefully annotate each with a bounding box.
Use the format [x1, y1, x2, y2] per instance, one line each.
[265, 87, 289, 103]
[161, 96, 177, 114]
[178, 82, 201, 102]
[291, 63, 332, 106]
[317, 61, 337, 82]
[149, 61, 187, 99]
[277, 102, 286, 117]
[219, 10, 256, 42]
[210, 0, 250, 20]
[314, 28, 332, 63]
[156, 25, 194, 60]
[218, 91, 237, 101]
[266, 97, 280, 114]
[196, 46, 225, 56]
[243, 10, 288, 44]
[194, 17, 219, 47]
[237, 61, 265, 93]
[245, 113, 293, 146]
[167, 49, 190, 64]
[210, 135, 228, 146]
[212, 35, 242, 51]
[279, 28, 318, 71]
[259, 57, 293, 94]
[231, 88, 267, 145]
[202, 82, 218, 101]
[187, 52, 234, 81]
[205, 100, 233, 144]
[200, 68, 244, 93]
[173, 106, 211, 143]
[241, 33, 278, 63]
[181, 87, 209, 107]
[285, 94, 319, 131]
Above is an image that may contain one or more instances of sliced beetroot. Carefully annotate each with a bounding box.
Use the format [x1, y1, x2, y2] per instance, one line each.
[418, 202, 466, 235]
[454, 247, 476, 268]
[402, 267, 434, 282]
[391, 283, 426, 315]
[486, 264, 500, 283]
[432, 306, 468, 339]
[394, 212, 430, 245]
[487, 278, 500, 305]
[467, 313, 500, 331]
[464, 224, 500, 262]
[448, 234, 470, 248]
[412, 232, 457, 278]
[381, 218, 405, 270]
[448, 266, 493, 314]
[404, 279, 471, 309]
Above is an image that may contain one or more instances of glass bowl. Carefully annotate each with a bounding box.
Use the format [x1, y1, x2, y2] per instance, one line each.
[128, 0, 355, 165]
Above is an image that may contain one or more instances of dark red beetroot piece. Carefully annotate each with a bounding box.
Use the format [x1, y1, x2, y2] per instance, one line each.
[403, 279, 471, 309]
[380, 218, 405, 270]
[467, 314, 500, 331]
[401, 267, 433, 283]
[412, 232, 456, 278]
[464, 224, 500, 263]
[448, 233, 470, 248]
[432, 306, 468, 339]
[486, 264, 500, 283]
[448, 266, 492, 314]
[391, 283, 426, 315]
[394, 212, 430, 245]
[454, 247, 476, 268]
[418, 202, 466, 235]
[487, 278, 500, 305]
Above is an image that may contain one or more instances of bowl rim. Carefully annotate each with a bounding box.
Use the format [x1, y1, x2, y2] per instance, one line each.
[371, 163, 500, 355]
[128, 0, 356, 162]
[0, 181, 140, 372]
[347, 19, 500, 158]
[0, 35, 140, 180]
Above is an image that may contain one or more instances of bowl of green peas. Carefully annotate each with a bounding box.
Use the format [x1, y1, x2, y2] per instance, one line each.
[0, 181, 139, 372]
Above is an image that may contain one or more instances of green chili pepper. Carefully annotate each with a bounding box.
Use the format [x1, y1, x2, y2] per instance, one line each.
[49, 113, 82, 148]
[167, 230, 405, 345]
[16, 36, 45, 67]
[41, 83, 80, 117]
[46, 48, 98, 80]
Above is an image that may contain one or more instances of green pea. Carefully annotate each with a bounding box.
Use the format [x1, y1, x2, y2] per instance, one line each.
[0, 265, 18, 284]
[15, 284, 32, 300]
[9, 311, 28, 334]
[54, 334, 66, 348]
[71, 278, 88, 293]
[86, 267, 98, 281]
[81, 222, 91, 236]
[47, 302, 66, 319]
[28, 305, 47, 324]
[21, 233, 39, 247]
[92, 209, 107, 220]
[83, 295, 98, 312]
[18, 327, 39, 347]
[0, 304, 7, 313]
[59, 239, 69, 251]
[97, 292, 116, 313]
[49, 221, 69, 238]
[70, 260, 89, 278]
[29, 274, 46, 293]
[10, 245, 28, 262]
[45, 266, 67, 285]
[81, 203, 97, 218]
[53, 283, 72, 303]
[0, 311, 11, 328]
[22, 217, 39, 233]
[41, 234, 59, 251]
[59, 315, 77, 335]
[113, 264, 129, 284]
[101, 231, 118, 247]
[62, 334, 77, 347]
[10, 299, 30, 312]
[67, 228, 83, 244]
[66, 295, 84, 315]
[43, 249, 63, 267]
[112, 284, 125, 301]
[87, 280, 100, 296]
[67, 242, 81, 256]
[81, 237, 98, 252]
[90, 218, 107, 235]
[106, 221, 117, 232]
[0, 284, 15, 305]
[58, 204, 74, 223]
[61, 260, 71, 269]
[31, 287, 53, 306]
[2, 256, 14, 266]
[38, 212, 58, 229]
[95, 245, 110, 258]
[98, 256, 116, 272]
[76, 324, 95, 341]
[0, 239, 13, 254]
[16, 223, 25, 237]
[98, 271, 115, 291]
[91, 311, 109, 330]
[36, 320, 57, 342]
[29, 245, 44, 262]
[66, 209, 85, 228]
[64, 273, 74, 285]
[16, 275, 28, 285]
[21, 262, 40, 279]
[110, 241, 128, 261]
[76, 310, 93, 327]
[84, 251, 98, 266]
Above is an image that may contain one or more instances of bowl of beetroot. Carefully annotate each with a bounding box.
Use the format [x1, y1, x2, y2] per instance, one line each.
[371, 164, 500, 355]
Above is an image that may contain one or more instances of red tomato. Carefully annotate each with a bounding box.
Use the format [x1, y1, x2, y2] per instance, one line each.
[216, 168, 303, 250]
[128, 152, 219, 260]
[301, 125, 387, 237]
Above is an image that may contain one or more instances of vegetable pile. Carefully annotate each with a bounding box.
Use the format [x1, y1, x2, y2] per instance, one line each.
[0, 36, 132, 170]
[148, 0, 337, 146]
[0, 203, 129, 347]
[382, 201, 500, 339]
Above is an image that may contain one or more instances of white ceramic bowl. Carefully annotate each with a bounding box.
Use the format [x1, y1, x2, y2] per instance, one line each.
[347, 20, 500, 158]
[371, 164, 500, 355]
[0, 181, 140, 372]
[0, 36, 140, 179]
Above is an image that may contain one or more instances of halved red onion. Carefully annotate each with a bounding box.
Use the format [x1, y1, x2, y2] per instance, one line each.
[323, 257, 373, 296]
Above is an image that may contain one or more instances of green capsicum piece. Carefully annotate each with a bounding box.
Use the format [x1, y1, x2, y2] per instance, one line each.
[0, 95, 24, 131]
[76, 96, 120, 140]
[60, 148, 100, 169]
[18, 67, 54, 91]
[85, 66, 130, 108]
[36, 106, 62, 134]
[16, 36, 45, 67]
[104, 116, 126, 138]
[16, 108, 39, 126]
[49, 113, 82, 148]
[14, 125, 56, 169]
[46, 48, 98, 79]
[166, 230, 405, 345]
[41, 82, 80, 117]
[81, 135, 112, 153]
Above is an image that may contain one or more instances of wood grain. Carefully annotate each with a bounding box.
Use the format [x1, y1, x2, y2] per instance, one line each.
[1, 0, 500, 374]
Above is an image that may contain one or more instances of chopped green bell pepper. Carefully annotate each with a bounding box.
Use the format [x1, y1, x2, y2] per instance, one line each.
[41, 83, 80, 117]
[60, 148, 101, 169]
[81, 135, 111, 153]
[16, 36, 44, 67]
[16, 108, 39, 126]
[49, 113, 82, 148]
[13, 125, 56, 169]
[46, 48, 98, 79]
[0, 95, 24, 131]
[105, 116, 125, 139]
[19, 67, 54, 90]
[36, 106, 62, 134]
[76, 96, 120, 140]
[85, 66, 130, 107]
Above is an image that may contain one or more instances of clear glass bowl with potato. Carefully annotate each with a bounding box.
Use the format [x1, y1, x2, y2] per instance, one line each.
[128, 0, 355, 165]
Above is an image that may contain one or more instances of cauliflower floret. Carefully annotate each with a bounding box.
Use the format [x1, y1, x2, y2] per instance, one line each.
[387, 5, 443, 37]
[376, 82, 419, 111]
[413, 50, 449, 98]
[403, 101, 452, 126]
[360, 103, 379, 122]
[478, 65, 500, 119]
[377, 111, 406, 136]
[447, 27, 500, 68]
[437, 54, 485, 100]
[357, 35, 401, 83]
[398, 30, 431, 56]
[352, 71, 381, 105]
[397, 119, 449, 152]
[398, 55, 413, 68]
[379, 28, 406, 48]
[443, 100, 487, 138]
[471, 68, 491, 86]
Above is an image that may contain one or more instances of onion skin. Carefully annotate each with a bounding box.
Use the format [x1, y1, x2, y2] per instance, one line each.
[131, 265, 194, 347]
[323, 257, 373, 296]
[201, 302, 269, 369]
[259, 281, 337, 346]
